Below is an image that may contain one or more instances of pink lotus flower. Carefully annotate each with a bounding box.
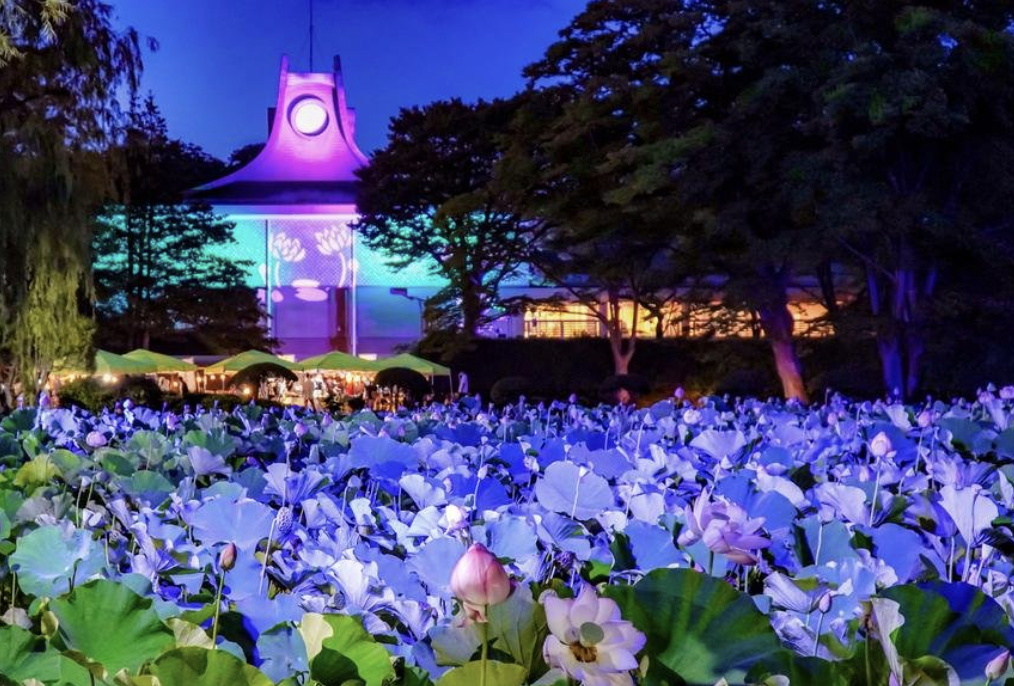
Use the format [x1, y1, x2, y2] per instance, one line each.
[450, 543, 511, 623]
[219, 542, 237, 572]
[542, 585, 646, 686]
[986, 649, 1010, 682]
[678, 490, 770, 565]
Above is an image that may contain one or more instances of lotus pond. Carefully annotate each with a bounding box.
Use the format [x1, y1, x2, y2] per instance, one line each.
[4, 391, 1014, 685]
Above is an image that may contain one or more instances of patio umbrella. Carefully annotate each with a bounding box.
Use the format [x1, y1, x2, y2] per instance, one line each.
[297, 350, 380, 373]
[57, 349, 159, 376]
[227, 363, 298, 389]
[374, 353, 452, 378]
[202, 350, 297, 375]
[124, 349, 198, 373]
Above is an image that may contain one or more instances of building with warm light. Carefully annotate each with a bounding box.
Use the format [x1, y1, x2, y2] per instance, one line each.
[191, 56, 837, 357]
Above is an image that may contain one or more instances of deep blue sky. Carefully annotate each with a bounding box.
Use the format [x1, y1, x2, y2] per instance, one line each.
[110, 0, 586, 160]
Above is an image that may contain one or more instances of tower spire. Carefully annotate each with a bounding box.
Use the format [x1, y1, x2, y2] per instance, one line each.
[309, 0, 315, 71]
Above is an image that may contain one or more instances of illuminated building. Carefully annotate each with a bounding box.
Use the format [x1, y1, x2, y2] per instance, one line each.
[191, 56, 837, 356]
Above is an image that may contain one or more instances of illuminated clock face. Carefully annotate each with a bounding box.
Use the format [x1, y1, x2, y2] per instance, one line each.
[290, 97, 329, 136]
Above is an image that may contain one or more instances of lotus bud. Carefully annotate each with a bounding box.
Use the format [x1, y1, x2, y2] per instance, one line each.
[219, 542, 237, 572]
[1001, 386, 1014, 401]
[869, 431, 892, 459]
[294, 421, 309, 438]
[986, 649, 1010, 681]
[450, 543, 511, 623]
[817, 591, 833, 614]
[37, 391, 51, 410]
[444, 504, 467, 531]
[85, 431, 107, 449]
[917, 410, 932, 428]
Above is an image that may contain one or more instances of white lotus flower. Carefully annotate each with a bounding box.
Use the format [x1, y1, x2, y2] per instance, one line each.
[542, 585, 646, 686]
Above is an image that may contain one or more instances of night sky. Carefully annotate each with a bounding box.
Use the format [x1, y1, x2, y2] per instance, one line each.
[109, 0, 586, 160]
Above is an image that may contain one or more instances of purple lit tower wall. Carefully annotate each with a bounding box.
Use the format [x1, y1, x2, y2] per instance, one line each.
[190, 55, 448, 357]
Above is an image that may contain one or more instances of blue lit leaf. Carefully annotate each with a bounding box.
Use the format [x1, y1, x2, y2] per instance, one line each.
[535, 461, 613, 520]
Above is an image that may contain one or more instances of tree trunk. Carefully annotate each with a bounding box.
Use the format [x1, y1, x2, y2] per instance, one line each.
[756, 288, 808, 402]
[877, 330, 904, 397]
[610, 335, 634, 374]
[605, 290, 636, 375]
[460, 273, 482, 337]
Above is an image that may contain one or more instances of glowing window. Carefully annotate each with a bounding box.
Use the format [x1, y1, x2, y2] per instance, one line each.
[524, 303, 600, 339]
[290, 97, 329, 136]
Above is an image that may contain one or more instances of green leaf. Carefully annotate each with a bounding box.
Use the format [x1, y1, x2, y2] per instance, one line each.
[128, 431, 170, 466]
[118, 471, 176, 504]
[429, 622, 481, 666]
[902, 655, 959, 686]
[603, 568, 780, 686]
[49, 579, 174, 675]
[48, 449, 84, 480]
[0, 510, 10, 540]
[486, 583, 547, 675]
[0, 625, 62, 683]
[435, 660, 526, 686]
[299, 613, 395, 686]
[14, 454, 60, 488]
[746, 650, 851, 686]
[402, 665, 436, 686]
[148, 647, 273, 686]
[167, 618, 215, 650]
[10, 524, 105, 598]
[878, 582, 1014, 685]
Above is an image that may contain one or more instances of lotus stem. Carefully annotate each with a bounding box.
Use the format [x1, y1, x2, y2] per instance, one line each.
[211, 568, 226, 648]
[479, 620, 489, 686]
[813, 611, 825, 657]
[869, 461, 882, 527]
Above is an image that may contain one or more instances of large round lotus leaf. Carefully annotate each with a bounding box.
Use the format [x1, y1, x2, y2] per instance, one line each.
[435, 660, 527, 686]
[9, 524, 105, 598]
[603, 568, 781, 686]
[148, 647, 273, 686]
[49, 579, 174, 675]
[300, 613, 396, 686]
[0, 625, 61, 683]
[535, 461, 614, 520]
[878, 582, 1014, 685]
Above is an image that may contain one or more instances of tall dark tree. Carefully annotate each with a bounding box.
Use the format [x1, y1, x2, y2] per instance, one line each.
[0, 0, 142, 404]
[811, 1, 1014, 397]
[92, 97, 272, 353]
[356, 99, 542, 337]
[501, 2, 696, 375]
[671, 0, 843, 402]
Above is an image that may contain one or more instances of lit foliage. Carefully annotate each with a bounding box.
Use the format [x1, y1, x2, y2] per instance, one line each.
[2, 390, 1014, 683]
[356, 99, 541, 337]
[92, 97, 272, 354]
[0, 0, 142, 401]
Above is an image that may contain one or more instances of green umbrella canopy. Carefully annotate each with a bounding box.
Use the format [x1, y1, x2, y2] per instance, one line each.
[375, 353, 452, 377]
[202, 350, 297, 375]
[57, 349, 159, 376]
[124, 349, 198, 373]
[297, 350, 381, 373]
